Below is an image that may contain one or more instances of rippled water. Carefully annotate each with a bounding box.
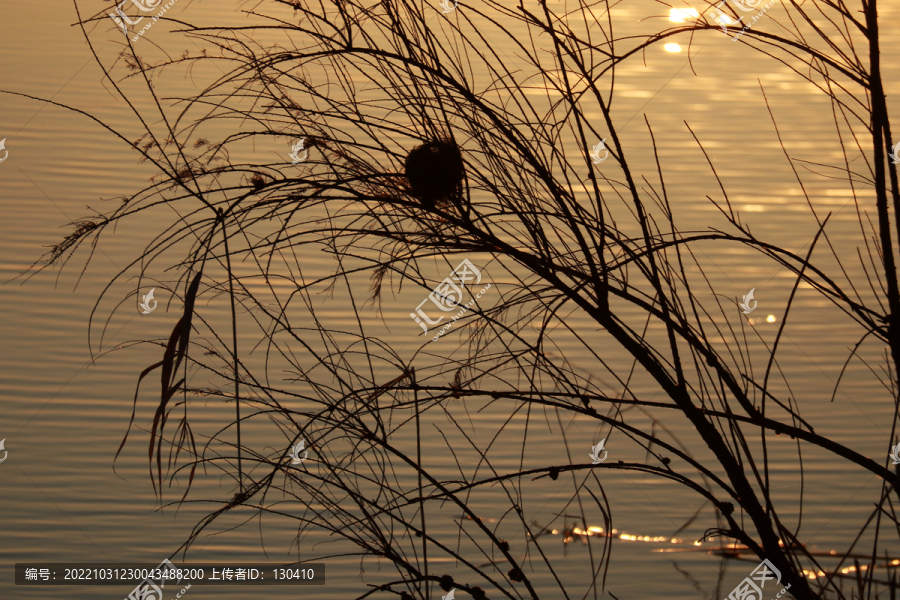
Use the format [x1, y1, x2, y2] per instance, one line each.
[3, 0, 900, 598]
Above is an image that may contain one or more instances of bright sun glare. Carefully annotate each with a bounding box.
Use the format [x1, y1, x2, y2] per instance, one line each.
[668, 8, 700, 22]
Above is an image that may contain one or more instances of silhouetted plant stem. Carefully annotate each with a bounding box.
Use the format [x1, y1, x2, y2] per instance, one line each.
[219, 208, 243, 494]
[414, 369, 428, 600]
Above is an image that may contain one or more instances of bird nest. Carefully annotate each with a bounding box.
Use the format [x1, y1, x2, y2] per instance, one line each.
[404, 139, 465, 208]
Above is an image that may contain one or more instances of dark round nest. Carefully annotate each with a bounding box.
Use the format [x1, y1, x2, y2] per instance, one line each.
[404, 139, 465, 207]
